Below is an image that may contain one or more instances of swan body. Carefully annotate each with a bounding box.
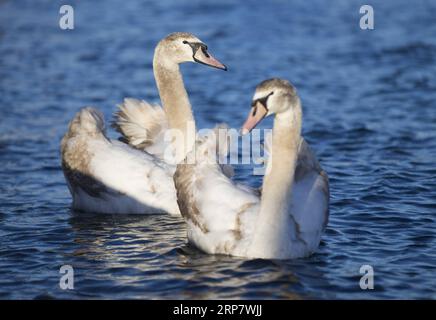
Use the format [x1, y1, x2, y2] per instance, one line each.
[61, 32, 227, 214]
[175, 79, 329, 259]
[61, 108, 179, 214]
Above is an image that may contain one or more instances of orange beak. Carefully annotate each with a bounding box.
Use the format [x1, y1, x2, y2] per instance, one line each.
[240, 101, 268, 135]
[193, 47, 227, 71]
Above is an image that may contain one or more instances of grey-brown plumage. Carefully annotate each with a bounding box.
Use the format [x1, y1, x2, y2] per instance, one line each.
[174, 163, 209, 233]
[256, 78, 297, 95]
[61, 108, 116, 198]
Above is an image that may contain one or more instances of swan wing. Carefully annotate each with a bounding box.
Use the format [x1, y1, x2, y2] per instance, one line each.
[62, 107, 179, 215]
[291, 138, 330, 249]
[61, 107, 114, 200]
[174, 126, 259, 254]
[175, 163, 260, 255]
[111, 98, 170, 159]
[90, 140, 179, 214]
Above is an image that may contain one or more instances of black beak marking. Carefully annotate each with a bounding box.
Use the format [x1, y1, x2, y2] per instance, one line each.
[183, 41, 206, 57]
[251, 91, 274, 112]
[183, 40, 226, 71]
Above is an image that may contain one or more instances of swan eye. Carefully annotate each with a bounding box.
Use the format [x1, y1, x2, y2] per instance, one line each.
[183, 40, 188, 44]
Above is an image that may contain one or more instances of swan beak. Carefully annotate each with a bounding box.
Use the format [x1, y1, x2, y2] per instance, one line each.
[240, 102, 268, 135]
[193, 48, 227, 71]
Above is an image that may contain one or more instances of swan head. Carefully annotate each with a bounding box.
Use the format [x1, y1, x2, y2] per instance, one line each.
[155, 32, 227, 70]
[241, 78, 300, 135]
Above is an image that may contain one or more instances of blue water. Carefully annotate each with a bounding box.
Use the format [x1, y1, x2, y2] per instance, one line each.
[0, 0, 435, 299]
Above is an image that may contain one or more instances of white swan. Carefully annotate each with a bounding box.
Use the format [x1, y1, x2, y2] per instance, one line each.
[61, 32, 227, 215]
[174, 79, 329, 259]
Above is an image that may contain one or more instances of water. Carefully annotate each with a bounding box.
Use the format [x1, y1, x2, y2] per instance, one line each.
[0, 0, 435, 299]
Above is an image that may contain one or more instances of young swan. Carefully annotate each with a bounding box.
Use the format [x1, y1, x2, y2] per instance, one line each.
[112, 32, 227, 161]
[61, 33, 226, 215]
[174, 78, 329, 259]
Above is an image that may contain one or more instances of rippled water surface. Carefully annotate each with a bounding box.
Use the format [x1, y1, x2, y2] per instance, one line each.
[0, 0, 435, 299]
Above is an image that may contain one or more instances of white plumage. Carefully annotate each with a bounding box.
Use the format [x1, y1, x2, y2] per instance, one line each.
[61, 32, 228, 215]
[61, 107, 180, 215]
[174, 79, 330, 259]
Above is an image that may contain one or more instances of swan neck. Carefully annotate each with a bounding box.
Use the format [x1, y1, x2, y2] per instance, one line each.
[261, 109, 301, 215]
[249, 106, 302, 258]
[153, 49, 196, 157]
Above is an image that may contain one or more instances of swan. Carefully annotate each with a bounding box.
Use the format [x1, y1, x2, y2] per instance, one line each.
[174, 79, 329, 259]
[112, 33, 226, 161]
[61, 32, 227, 215]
